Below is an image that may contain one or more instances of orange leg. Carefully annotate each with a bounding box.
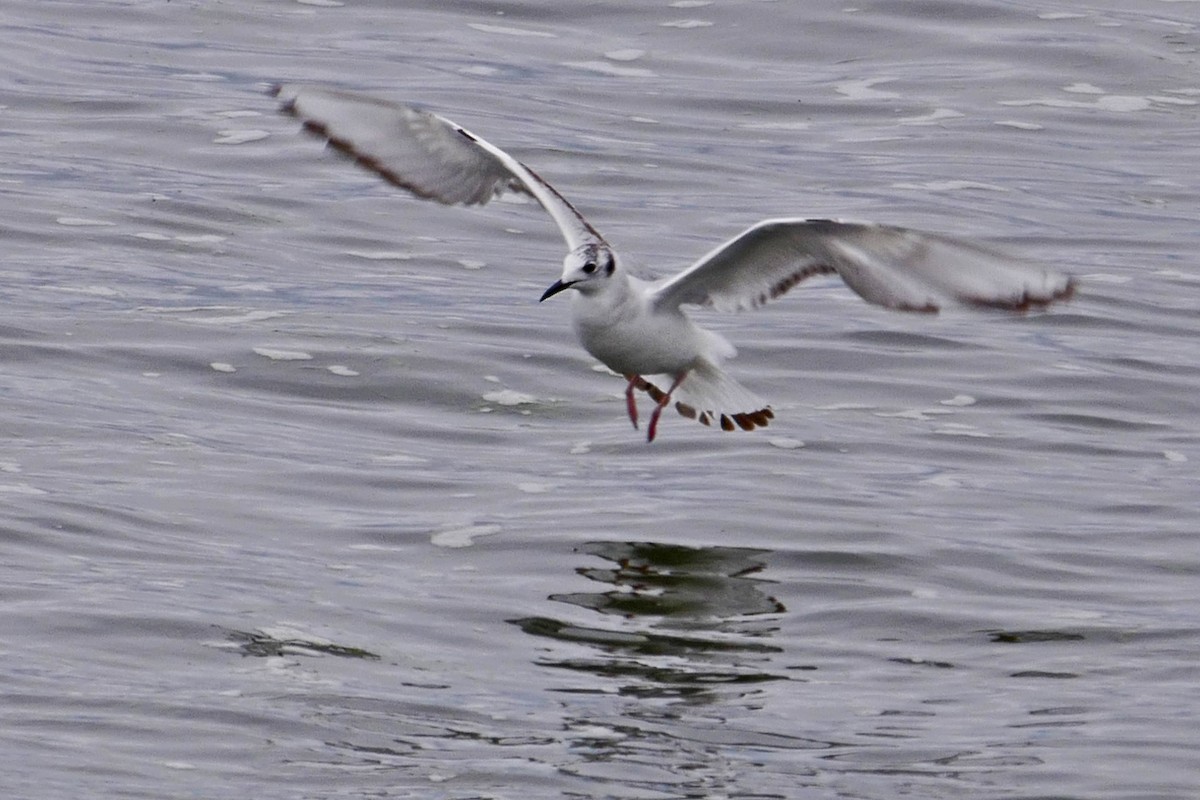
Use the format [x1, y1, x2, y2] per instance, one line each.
[646, 372, 687, 443]
[624, 375, 640, 430]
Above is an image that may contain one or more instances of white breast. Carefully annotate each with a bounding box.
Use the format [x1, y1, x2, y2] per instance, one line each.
[569, 280, 719, 377]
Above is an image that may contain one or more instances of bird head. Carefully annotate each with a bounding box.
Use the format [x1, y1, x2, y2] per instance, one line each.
[540, 243, 616, 302]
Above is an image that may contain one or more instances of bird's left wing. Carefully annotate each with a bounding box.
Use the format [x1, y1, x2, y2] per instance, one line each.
[271, 84, 603, 251]
[651, 218, 1075, 314]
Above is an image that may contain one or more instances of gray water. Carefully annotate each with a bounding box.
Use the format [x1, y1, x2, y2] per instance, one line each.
[2, 1, 1198, 798]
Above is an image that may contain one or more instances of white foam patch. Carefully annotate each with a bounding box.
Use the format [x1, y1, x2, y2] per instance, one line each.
[327, 365, 358, 377]
[995, 120, 1044, 130]
[0, 483, 47, 495]
[253, 347, 313, 361]
[431, 523, 502, 549]
[738, 121, 812, 131]
[893, 180, 1007, 192]
[223, 282, 274, 293]
[836, 77, 899, 100]
[482, 389, 537, 406]
[468, 23, 556, 38]
[175, 234, 227, 244]
[816, 402, 875, 411]
[660, 19, 714, 29]
[142, 306, 288, 324]
[134, 232, 225, 244]
[210, 362, 237, 373]
[57, 217, 115, 227]
[1150, 95, 1199, 106]
[563, 61, 656, 78]
[54, 285, 120, 297]
[213, 129, 270, 145]
[176, 72, 224, 82]
[1000, 95, 1153, 112]
[605, 48, 646, 61]
[898, 108, 965, 125]
[933, 424, 990, 438]
[875, 409, 941, 421]
[940, 394, 976, 407]
[372, 453, 429, 465]
[346, 250, 412, 261]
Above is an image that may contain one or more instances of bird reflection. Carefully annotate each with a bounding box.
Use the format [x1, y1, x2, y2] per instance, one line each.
[509, 540, 788, 703]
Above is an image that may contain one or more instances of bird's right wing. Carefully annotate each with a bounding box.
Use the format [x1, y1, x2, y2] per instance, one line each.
[651, 218, 1075, 314]
[271, 84, 604, 251]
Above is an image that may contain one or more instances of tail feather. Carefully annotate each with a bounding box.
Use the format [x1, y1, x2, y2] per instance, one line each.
[639, 361, 773, 433]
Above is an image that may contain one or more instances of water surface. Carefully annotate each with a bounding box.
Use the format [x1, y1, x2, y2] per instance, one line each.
[2, 1, 1198, 798]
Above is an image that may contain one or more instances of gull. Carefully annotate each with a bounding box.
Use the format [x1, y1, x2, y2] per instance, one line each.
[271, 84, 1076, 442]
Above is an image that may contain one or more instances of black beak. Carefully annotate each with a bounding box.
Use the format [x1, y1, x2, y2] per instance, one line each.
[539, 279, 574, 302]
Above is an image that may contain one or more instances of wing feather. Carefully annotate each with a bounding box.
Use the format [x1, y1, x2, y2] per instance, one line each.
[271, 84, 603, 250]
[651, 218, 1075, 314]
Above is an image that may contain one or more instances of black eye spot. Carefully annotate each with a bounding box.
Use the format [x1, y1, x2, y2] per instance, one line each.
[581, 261, 597, 275]
[603, 255, 615, 276]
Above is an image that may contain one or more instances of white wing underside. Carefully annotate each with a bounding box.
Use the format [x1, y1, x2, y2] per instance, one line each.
[271, 84, 602, 251]
[638, 218, 1075, 430]
[651, 217, 1076, 315]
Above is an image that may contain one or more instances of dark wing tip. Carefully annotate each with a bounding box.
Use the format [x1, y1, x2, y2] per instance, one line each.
[677, 402, 773, 432]
[965, 275, 1078, 313]
[636, 381, 773, 434]
[729, 408, 774, 431]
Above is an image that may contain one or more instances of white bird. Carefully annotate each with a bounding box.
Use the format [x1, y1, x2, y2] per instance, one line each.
[271, 84, 1076, 442]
